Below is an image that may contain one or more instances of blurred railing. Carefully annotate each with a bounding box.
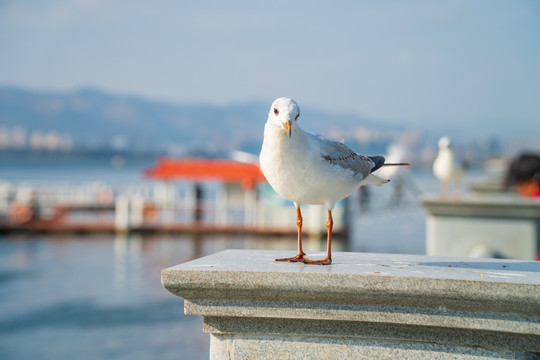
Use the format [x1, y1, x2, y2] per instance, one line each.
[0, 180, 344, 236]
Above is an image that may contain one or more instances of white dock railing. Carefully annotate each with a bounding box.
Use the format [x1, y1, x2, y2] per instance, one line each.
[0, 180, 344, 234]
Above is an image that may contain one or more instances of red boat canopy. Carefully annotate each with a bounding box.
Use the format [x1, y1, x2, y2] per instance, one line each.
[144, 158, 267, 190]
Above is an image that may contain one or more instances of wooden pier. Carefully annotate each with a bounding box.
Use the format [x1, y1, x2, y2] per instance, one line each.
[0, 158, 346, 238]
[0, 220, 337, 237]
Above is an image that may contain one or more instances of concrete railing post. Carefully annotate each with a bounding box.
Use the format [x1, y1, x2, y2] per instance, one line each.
[162, 250, 540, 359]
[421, 195, 540, 260]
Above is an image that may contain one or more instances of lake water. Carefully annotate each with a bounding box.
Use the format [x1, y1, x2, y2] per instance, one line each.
[0, 155, 480, 359]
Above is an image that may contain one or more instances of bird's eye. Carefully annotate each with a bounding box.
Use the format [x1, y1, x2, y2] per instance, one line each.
[273, 108, 279, 115]
[295, 114, 299, 121]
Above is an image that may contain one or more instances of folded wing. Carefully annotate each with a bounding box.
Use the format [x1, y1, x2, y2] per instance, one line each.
[310, 133, 376, 180]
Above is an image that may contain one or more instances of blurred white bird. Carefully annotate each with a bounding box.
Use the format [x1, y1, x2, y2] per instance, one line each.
[260, 98, 408, 265]
[433, 136, 463, 197]
[375, 144, 409, 179]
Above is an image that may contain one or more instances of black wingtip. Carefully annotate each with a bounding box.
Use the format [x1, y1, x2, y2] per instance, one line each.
[368, 156, 385, 173]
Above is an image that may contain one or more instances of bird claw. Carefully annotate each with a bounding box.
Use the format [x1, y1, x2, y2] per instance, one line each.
[275, 253, 332, 265]
[275, 253, 308, 262]
[301, 258, 332, 265]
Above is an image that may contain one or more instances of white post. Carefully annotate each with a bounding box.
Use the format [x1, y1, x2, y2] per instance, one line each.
[216, 184, 228, 225]
[130, 195, 144, 229]
[0, 182, 11, 216]
[184, 183, 196, 223]
[244, 188, 256, 226]
[155, 181, 176, 224]
[115, 195, 130, 232]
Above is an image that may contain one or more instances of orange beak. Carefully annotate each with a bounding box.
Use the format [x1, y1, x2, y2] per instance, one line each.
[282, 121, 291, 138]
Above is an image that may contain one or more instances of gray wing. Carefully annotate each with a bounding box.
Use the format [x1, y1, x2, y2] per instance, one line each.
[308, 133, 374, 179]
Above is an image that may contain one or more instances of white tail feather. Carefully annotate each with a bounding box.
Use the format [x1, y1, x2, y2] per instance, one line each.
[361, 174, 390, 186]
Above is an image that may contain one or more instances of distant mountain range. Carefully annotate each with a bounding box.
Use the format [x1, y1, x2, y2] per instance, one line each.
[0, 86, 407, 156]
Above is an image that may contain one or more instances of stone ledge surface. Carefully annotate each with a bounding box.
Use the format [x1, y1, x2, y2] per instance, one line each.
[162, 250, 539, 309]
[162, 249, 540, 283]
[420, 194, 540, 218]
[162, 250, 540, 358]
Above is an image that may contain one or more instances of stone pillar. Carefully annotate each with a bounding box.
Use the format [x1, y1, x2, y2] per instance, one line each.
[162, 250, 540, 359]
[421, 195, 540, 260]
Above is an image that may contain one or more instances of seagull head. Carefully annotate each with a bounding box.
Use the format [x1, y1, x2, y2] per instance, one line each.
[267, 97, 300, 139]
[438, 136, 452, 149]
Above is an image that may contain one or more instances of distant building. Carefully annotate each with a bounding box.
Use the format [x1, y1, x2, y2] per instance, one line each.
[0, 126, 27, 149]
[0, 126, 9, 149]
[29, 130, 73, 151]
[11, 126, 26, 149]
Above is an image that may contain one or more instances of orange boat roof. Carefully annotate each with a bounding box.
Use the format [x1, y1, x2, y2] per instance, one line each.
[144, 158, 267, 189]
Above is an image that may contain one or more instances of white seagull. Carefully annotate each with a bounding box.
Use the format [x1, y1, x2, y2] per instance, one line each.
[433, 136, 463, 197]
[260, 98, 408, 265]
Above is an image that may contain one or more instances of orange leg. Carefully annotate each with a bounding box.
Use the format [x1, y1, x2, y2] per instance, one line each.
[275, 206, 309, 262]
[302, 209, 332, 265]
[441, 180, 449, 199]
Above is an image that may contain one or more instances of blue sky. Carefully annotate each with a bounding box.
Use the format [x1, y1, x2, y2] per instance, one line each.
[1, 0, 539, 137]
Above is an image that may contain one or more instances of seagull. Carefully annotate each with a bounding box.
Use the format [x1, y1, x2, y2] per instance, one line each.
[433, 136, 463, 197]
[374, 144, 409, 179]
[260, 98, 408, 265]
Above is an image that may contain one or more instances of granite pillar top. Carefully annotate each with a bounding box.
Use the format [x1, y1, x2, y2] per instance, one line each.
[420, 194, 540, 218]
[162, 250, 540, 316]
[163, 249, 540, 283]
